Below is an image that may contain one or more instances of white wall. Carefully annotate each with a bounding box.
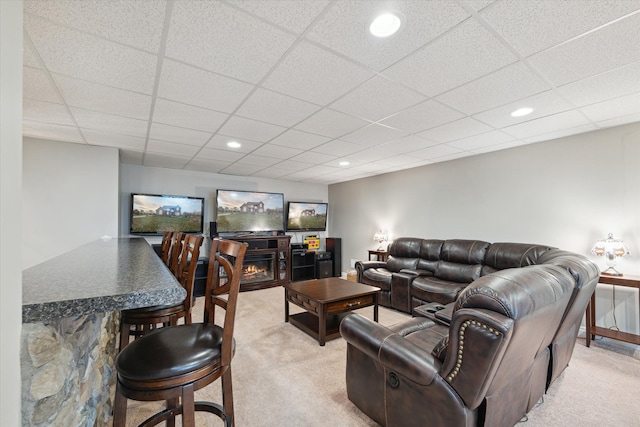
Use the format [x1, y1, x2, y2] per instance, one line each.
[1, 1, 23, 424]
[22, 138, 120, 269]
[119, 163, 329, 245]
[329, 122, 640, 333]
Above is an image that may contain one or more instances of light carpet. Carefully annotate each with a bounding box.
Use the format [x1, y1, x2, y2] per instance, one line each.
[123, 286, 640, 426]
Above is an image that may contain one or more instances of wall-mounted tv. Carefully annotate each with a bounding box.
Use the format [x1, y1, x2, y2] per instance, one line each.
[216, 190, 284, 234]
[286, 201, 328, 232]
[130, 193, 204, 235]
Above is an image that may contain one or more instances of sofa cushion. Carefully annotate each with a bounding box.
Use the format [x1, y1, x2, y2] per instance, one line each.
[441, 239, 490, 264]
[388, 238, 422, 258]
[482, 242, 554, 275]
[362, 268, 392, 291]
[386, 256, 419, 273]
[412, 276, 467, 305]
[435, 261, 482, 283]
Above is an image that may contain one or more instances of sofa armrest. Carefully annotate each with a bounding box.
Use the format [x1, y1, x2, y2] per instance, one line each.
[340, 314, 440, 386]
[355, 260, 386, 282]
[400, 269, 434, 277]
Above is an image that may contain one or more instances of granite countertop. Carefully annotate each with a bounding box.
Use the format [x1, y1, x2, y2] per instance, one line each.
[22, 237, 186, 323]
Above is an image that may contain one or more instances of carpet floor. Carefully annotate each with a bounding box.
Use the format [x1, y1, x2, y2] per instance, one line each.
[122, 286, 640, 426]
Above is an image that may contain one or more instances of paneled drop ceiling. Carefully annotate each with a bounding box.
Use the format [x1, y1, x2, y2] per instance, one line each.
[23, 0, 640, 184]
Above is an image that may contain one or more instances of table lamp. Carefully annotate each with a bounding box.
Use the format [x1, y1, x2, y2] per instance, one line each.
[591, 233, 630, 276]
[373, 230, 388, 251]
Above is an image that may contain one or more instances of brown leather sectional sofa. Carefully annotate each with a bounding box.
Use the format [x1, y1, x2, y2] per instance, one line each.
[347, 237, 599, 426]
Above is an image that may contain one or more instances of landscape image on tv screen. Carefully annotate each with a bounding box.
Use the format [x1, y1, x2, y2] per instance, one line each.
[130, 193, 204, 234]
[286, 202, 328, 232]
[216, 190, 284, 234]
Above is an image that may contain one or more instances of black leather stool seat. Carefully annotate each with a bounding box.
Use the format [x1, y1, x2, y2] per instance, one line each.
[117, 323, 228, 382]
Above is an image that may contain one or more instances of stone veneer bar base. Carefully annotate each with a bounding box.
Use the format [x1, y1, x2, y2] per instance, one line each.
[21, 312, 119, 426]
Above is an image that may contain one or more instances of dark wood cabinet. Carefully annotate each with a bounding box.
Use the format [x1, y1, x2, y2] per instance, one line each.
[292, 249, 316, 282]
[228, 235, 291, 291]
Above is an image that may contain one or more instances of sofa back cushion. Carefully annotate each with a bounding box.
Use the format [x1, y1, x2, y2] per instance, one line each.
[432, 240, 489, 282]
[435, 261, 482, 283]
[482, 242, 555, 275]
[416, 239, 443, 272]
[386, 237, 423, 272]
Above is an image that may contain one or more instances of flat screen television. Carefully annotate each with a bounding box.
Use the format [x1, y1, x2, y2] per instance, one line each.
[216, 190, 285, 234]
[130, 193, 204, 235]
[286, 201, 328, 232]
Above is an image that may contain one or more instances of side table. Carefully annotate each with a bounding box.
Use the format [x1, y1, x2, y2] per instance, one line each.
[585, 273, 640, 347]
[368, 249, 388, 262]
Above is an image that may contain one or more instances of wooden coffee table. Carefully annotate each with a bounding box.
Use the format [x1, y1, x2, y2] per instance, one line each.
[284, 277, 380, 346]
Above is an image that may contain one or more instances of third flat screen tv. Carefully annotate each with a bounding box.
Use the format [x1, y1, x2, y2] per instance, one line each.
[216, 190, 285, 234]
[286, 201, 328, 232]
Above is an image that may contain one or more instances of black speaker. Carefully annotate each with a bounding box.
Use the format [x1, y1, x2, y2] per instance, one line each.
[325, 237, 342, 277]
[316, 259, 332, 279]
[209, 221, 217, 239]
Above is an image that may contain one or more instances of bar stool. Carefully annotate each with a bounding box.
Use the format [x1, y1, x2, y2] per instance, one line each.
[118, 234, 202, 351]
[113, 238, 248, 427]
[160, 231, 173, 266]
[167, 232, 185, 276]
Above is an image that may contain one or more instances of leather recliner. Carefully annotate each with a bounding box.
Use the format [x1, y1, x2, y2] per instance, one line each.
[341, 263, 590, 427]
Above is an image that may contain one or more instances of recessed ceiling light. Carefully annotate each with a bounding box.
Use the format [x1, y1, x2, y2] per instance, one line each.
[227, 141, 241, 148]
[339, 161, 350, 166]
[511, 107, 533, 117]
[369, 13, 402, 37]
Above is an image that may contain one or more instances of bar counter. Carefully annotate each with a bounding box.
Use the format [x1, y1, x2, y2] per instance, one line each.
[21, 237, 185, 426]
[22, 237, 186, 323]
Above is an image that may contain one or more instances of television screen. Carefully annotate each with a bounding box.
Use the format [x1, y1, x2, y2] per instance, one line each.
[130, 193, 204, 235]
[286, 202, 328, 232]
[216, 190, 284, 234]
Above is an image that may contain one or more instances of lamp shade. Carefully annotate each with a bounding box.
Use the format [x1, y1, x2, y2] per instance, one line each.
[591, 233, 630, 276]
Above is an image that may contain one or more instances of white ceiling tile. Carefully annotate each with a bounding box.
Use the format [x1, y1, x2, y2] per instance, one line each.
[23, 67, 63, 104]
[24, 0, 167, 52]
[522, 124, 598, 144]
[280, 169, 324, 180]
[270, 160, 311, 171]
[236, 88, 321, 127]
[184, 158, 231, 174]
[228, 0, 330, 35]
[379, 135, 441, 153]
[329, 76, 427, 121]
[236, 154, 283, 167]
[24, 99, 75, 126]
[466, 0, 496, 12]
[300, 165, 341, 175]
[54, 74, 152, 120]
[311, 140, 363, 157]
[528, 12, 640, 86]
[119, 149, 144, 165]
[436, 62, 550, 115]
[349, 147, 393, 163]
[251, 167, 295, 179]
[481, 0, 640, 57]
[251, 143, 303, 159]
[502, 110, 593, 139]
[265, 129, 329, 150]
[153, 99, 228, 133]
[25, 14, 158, 94]
[410, 144, 463, 160]
[158, 60, 254, 113]
[446, 130, 516, 151]
[23, 120, 85, 143]
[81, 129, 146, 151]
[596, 112, 640, 129]
[23, 43, 41, 68]
[148, 122, 212, 146]
[469, 139, 529, 154]
[384, 19, 517, 97]
[217, 116, 286, 142]
[205, 135, 263, 153]
[580, 93, 640, 123]
[220, 163, 267, 175]
[143, 152, 191, 169]
[558, 61, 640, 107]
[146, 139, 201, 157]
[472, 90, 574, 128]
[306, 0, 469, 71]
[197, 148, 245, 163]
[71, 107, 148, 137]
[289, 151, 337, 164]
[341, 123, 408, 147]
[263, 41, 374, 105]
[374, 154, 420, 167]
[416, 117, 493, 143]
[294, 108, 368, 138]
[166, 1, 296, 83]
[379, 100, 465, 133]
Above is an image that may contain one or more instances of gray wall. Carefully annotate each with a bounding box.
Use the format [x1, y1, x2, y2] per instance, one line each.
[119, 163, 329, 246]
[22, 138, 120, 269]
[329, 122, 640, 333]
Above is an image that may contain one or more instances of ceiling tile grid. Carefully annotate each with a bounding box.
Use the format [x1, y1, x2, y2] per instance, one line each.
[22, 0, 640, 184]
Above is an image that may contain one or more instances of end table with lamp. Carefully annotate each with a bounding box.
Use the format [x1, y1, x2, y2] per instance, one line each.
[586, 233, 639, 346]
[371, 230, 389, 261]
